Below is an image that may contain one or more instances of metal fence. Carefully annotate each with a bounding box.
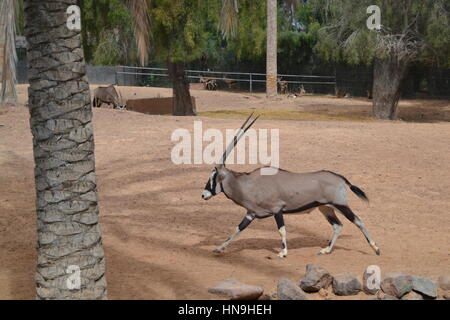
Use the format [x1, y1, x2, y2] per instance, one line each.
[115, 66, 337, 94]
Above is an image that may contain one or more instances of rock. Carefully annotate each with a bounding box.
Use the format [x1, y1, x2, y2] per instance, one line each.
[443, 293, 450, 300]
[381, 295, 399, 300]
[401, 291, 424, 300]
[208, 278, 263, 300]
[381, 272, 413, 298]
[377, 290, 386, 300]
[438, 275, 450, 291]
[277, 278, 309, 300]
[299, 264, 333, 292]
[411, 276, 437, 298]
[258, 294, 272, 300]
[319, 288, 329, 298]
[332, 274, 362, 296]
[363, 269, 380, 295]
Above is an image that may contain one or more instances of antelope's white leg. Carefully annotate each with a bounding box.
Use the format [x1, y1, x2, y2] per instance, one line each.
[318, 206, 343, 255]
[213, 214, 254, 253]
[274, 213, 288, 258]
[334, 205, 381, 256]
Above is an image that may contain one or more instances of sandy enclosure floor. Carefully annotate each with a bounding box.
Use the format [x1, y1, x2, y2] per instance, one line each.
[0, 85, 449, 299]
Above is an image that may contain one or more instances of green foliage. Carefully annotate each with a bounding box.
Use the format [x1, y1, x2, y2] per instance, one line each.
[148, 0, 211, 64]
[78, 0, 136, 64]
[313, 0, 450, 67]
[229, 0, 267, 60]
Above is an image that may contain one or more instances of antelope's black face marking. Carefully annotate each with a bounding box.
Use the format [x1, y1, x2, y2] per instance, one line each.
[202, 168, 222, 200]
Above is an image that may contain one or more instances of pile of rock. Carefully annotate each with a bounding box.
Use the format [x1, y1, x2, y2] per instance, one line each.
[207, 266, 450, 300]
[277, 264, 363, 300]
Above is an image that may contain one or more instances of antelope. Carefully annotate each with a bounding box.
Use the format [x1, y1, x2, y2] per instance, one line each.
[277, 77, 288, 94]
[202, 114, 381, 258]
[92, 84, 126, 110]
[299, 85, 306, 96]
[200, 76, 217, 91]
[223, 75, 237, 90]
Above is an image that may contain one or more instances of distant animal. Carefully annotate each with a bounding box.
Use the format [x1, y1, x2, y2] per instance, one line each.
[92, 85, 126, 109]
[202, 114, 380, 258]
[223, 75, 238, 90]
[299, 85, 306, 96]
[200, 76, 217, 91]
[336, 90, 352, 99]
[277, 77, 288, 94]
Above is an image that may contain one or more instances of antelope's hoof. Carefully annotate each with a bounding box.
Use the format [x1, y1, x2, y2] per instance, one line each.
[212, 248, 224, 254]
[277, 252, 287, 259]
[375, 248, 381, 256]
[318, 248, 331, 255]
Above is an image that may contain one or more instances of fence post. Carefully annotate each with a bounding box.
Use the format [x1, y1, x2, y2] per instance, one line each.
[249, 73, 253, 93]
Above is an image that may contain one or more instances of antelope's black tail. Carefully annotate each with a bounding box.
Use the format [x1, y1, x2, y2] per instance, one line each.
[323, 170, 369, 202]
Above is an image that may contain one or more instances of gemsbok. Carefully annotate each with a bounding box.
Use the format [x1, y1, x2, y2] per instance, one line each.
[92, 84, 126, 109]
[202, 114, 380, 258]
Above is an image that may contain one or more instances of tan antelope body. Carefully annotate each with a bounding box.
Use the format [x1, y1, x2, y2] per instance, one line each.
[202, 114, 381, 258]
[92, 84, 126, 109]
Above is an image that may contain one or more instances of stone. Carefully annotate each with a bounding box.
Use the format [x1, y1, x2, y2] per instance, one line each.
[411, 276, 437, 298]
[438, 275, 450, 291]
[277, 278, 309, 300]
[381, 295, 399, 300]
[319, 288, 329, 298]
[208, 278, 263, 300]
[332, 274, 362, 296]
[401, 291, 424, 300]
[258, 294, 272, 300]
[376, 290, 385, 300]
[381, 272, 413, 298]
[299, 264, 333, 292]
[363, 269, 380, 295]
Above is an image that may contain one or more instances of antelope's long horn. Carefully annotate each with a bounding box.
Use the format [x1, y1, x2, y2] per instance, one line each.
[220, 113, 260, 166]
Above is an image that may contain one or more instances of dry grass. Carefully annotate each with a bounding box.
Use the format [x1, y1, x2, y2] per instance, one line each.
[199, 108, 376, 122]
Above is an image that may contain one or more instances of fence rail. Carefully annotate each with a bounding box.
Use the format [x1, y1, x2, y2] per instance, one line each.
[115, 66, 336, 93]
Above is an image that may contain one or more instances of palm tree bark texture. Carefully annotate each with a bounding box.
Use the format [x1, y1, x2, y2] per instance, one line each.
[24, 0, 107, 299]
[266, 0, 277, 98]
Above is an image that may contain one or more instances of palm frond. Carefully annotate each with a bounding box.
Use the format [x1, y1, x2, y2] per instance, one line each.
[219, 0, 239, 40]
[0, 0, 18, 105]
[128, 0, 151, 66]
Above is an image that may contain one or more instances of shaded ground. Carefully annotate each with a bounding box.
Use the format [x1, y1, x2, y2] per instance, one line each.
[0, 85, 449, 299]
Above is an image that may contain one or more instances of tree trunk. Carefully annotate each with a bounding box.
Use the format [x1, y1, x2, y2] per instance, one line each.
[24, 0, 107, 299]
[266, 0, 277, 98]
[0, 0, 18, 105]
[167, 60, 196, 116]
[372, 55, 409, 120]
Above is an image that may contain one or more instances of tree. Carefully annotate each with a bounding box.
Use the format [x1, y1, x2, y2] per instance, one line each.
[0, 0, 18, 105]
[314, 0, 450, 120]
[130, 0, 211, 116]
[78, 0, 137, 65]
[24, 0, 107, 299]
[219, 0, 278, 96]
[266, 0, 277, 97]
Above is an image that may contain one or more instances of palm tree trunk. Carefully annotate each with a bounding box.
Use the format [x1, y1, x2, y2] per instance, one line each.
[24, 0, 107, 299]
[266, 0, 277, 98]
[0, 0, 18, 105]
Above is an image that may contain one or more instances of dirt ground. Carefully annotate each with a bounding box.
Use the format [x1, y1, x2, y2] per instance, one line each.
[0, 84, 449, 300]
